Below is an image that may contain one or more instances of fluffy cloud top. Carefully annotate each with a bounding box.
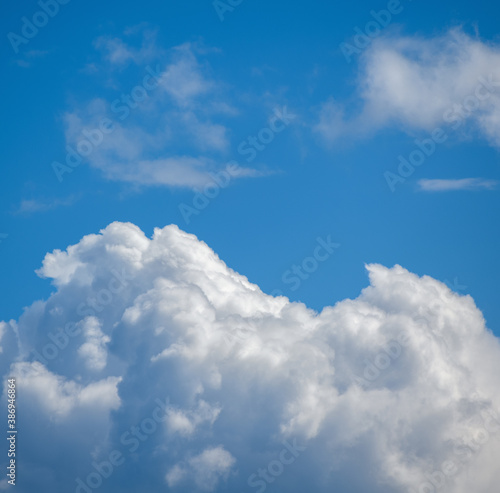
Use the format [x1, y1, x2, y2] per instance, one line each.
[2, 222, 500, 492]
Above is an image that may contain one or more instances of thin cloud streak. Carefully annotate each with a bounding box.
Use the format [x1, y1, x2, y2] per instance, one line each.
[417, 178, 498, 192]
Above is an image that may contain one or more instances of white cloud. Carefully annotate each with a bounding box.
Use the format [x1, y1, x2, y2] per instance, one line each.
[160, 43, 213, 106]
[418, 178, 499, 192]
[0, 320, 15, 360]
[180, 111, 229, 151]
[314, 97, 349, 145]
[0, 479, 11, 490]
[95, 36, 136, 65]
[77, 316, 110, 371]
[104, 156, 219, 188]
[165, 399, 221, 437]
[2, 222, 500, 492]
[11, 361, 120, 418]
[166, 446, 235, 491]
[316, 29, 500, 147]
[189, 446, 236, 490]
[165, 462, 187, 487]
[14, 195, 79, 215]
[58, 40, 258, 188]
[94, 30, 159, 66]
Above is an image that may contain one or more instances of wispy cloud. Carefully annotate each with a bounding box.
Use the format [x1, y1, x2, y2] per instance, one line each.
[93, 29, 160, 66]
[159, 43, 214, 107]
[57, 32, 263, 189]
[417, 178, 498, 192]
[14, 195, 80, 215]
[315, 29, 500, 147]
[15, 49, 50, 68]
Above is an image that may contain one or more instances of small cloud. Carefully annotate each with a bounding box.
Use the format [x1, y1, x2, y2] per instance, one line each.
[81, 63, 99, 74]
[14, 50, 49, 68]
[14, 195, 80, 215]
[15, 60, 31, 68]
[93, 28, 160, 67]
[94, 36, 136, 65]
[160, 43, 214, 107]
[417, 178, 499, 192]
[165, 446, 235, 491]
[123, 22, 151, 36]
[251, 64, 279, 77]
[313, 98, 349, 145]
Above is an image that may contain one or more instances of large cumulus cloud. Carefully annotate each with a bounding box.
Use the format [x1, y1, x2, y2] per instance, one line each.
[1, 222, 500, 493]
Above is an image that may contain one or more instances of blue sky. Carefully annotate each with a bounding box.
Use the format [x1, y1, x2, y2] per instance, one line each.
[2, 2, 500, 492]
[2, 0, 500, 335]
